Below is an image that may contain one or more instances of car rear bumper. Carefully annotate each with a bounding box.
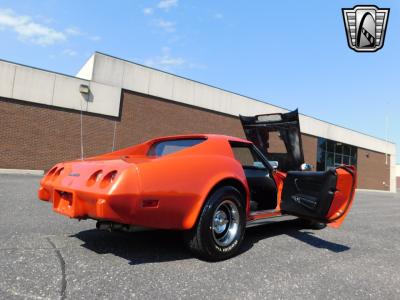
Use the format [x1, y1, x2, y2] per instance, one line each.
[38, 160, 205, 230]
[39, 185, 137, 224]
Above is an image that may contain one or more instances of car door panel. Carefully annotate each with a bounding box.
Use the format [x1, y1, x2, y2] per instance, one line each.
[325, 167, 357, 228]
[281, 169, 337, 217]
[280, 166, 356, 227]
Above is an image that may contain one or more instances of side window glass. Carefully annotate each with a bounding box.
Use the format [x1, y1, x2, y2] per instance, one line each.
[230, 143, 266, 169]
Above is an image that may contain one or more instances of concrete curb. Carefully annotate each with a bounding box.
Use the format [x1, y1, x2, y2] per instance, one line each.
[0, 169, 44, 176]
[356, 188, 395, 194]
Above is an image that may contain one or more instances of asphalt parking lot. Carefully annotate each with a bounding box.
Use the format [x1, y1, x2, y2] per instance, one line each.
[0, 174, 399, 299]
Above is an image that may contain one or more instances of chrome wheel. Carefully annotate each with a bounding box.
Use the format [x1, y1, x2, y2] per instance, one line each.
[185, 186, 245, 261]
[212, 200, 240, 247]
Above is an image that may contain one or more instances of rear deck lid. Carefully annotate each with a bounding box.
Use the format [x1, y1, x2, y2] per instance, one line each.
[239, 109, 304, 172]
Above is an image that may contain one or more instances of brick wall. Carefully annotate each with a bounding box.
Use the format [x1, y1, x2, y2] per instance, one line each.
[357, 148, 390, 191]
[0, 92, 390, 190]
[1, 98, 113, 170]
[0, 92, 244, 171]
[302, 134, 318, 171]
[116, 91, 245, 147]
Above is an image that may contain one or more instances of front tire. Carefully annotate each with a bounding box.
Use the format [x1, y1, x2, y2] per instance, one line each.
[185, 186, 246, 261]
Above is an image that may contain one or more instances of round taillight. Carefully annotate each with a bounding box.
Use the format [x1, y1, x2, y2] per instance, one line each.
[100, 171, 118, 188]
[54, 167, 64, 178]
[87, 170, 103, 186]
[47, 166, 58, 177]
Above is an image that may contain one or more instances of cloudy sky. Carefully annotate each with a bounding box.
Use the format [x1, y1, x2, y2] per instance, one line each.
[0, 0, 399, 161]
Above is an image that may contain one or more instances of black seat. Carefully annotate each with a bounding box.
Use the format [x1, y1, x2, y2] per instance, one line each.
[244, 168, 277, 211]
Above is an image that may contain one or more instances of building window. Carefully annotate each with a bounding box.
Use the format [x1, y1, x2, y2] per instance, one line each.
[316, 138, 357, 171]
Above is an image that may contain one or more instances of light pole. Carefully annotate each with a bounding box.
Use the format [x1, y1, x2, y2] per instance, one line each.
[385, 101, 390, 166]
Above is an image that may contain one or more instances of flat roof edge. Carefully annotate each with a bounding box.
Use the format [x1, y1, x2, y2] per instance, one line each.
[0, 58, 85, 81]
[0, 54, 396, 149]
[93, 52, 396, 146]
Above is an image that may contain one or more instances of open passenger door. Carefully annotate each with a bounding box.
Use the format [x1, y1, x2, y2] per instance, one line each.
[280, 166, 357, 228]
[240, 110, 357, 228]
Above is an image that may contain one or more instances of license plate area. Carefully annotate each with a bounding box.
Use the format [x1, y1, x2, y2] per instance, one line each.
[53, 190, 75, 216]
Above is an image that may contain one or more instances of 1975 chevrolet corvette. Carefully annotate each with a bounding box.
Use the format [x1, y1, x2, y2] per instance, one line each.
[38, 110, 356, 261]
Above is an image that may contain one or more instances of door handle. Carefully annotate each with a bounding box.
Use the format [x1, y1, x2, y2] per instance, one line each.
[294, 178, 302, 193]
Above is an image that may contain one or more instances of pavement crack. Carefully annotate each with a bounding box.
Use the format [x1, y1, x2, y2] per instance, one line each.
[46, 237, 67, 300]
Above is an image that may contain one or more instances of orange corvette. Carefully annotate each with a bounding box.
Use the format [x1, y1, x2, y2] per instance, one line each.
[38, 110, 356, 261]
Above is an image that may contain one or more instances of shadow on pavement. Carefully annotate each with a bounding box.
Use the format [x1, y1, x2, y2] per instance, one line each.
[73, 219, 349, 265]
[241, 219, 350, 254]
[73, 229, 191, 265]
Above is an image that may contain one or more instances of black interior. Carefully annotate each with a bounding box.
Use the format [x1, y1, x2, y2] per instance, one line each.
[239, 110, 304, 172]
[280, 169, 337, 220]
[244, 167, 277, 211]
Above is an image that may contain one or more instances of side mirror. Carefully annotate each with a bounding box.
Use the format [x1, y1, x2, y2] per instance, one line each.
[253, 161, 266, 169]
[300, 163, 313, 171]
[269, 160, 279, 171]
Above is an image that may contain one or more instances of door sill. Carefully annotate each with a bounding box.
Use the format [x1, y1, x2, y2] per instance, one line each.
[249, 209, 281, 220]
[250, 209, 277, 216]
[246, 214, 298, 228]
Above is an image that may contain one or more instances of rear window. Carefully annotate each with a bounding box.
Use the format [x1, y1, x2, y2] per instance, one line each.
[147, 138, 205, 157]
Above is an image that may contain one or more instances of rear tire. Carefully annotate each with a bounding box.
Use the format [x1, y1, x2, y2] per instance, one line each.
[185, 186, 246, 261]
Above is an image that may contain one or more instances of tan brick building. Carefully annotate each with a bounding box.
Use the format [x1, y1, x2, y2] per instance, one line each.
[0, 53, 397, 192]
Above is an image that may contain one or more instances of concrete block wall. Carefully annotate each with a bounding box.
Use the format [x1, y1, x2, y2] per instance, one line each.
[0, 59, 121, 117]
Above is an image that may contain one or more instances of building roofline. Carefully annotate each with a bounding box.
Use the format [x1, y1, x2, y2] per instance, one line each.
[0, 58, 85, 81]
[0, 54, 395, 146]
[1, 53, 394, 146]
[93, 52, 290, 111]
[93, 51, 396, 146]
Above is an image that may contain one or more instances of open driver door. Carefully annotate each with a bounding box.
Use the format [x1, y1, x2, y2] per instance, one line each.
[240, 109, 357, 228]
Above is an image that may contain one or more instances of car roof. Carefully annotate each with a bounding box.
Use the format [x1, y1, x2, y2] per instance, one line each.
[147, 134, 251, 144]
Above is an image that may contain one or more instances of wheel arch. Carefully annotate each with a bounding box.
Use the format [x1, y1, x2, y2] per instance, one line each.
[182, 176, 249, 230]
[207, 178, 248, 206]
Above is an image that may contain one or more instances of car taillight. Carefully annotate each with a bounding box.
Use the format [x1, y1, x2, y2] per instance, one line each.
[100, 170, 118, 188]
[47, 166, 58, 177]
[53, 167, 64, 178]
[87, 170, 103, 186]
